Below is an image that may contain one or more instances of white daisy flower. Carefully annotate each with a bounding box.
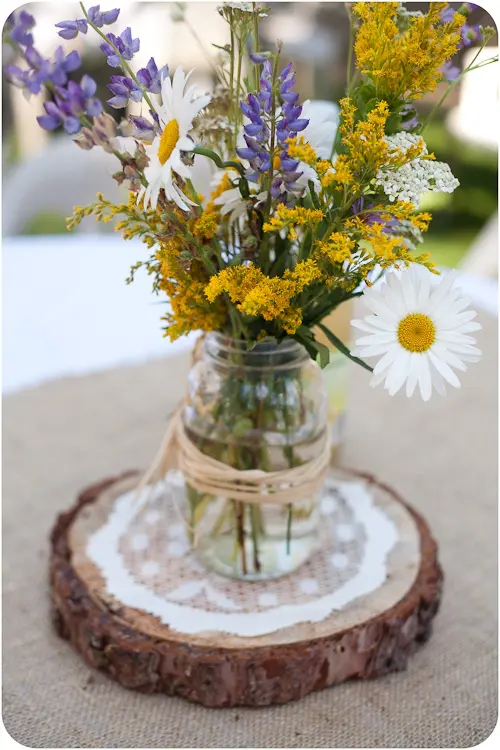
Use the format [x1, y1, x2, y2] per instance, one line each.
[139, 67, 211, 211]
[351, 264, 482, 401]
[211, 170, 254, 224]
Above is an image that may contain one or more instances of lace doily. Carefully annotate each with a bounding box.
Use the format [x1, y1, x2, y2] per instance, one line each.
[72, 470, 421, 640]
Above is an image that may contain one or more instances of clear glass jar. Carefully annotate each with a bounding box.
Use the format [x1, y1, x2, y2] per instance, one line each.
[183, 333, 328, 581]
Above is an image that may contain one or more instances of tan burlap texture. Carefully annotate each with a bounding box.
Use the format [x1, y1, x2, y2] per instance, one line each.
[3, 313, 497, 748]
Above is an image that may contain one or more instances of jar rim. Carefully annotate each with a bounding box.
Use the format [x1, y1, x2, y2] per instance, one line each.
[203, 332, 310, 370]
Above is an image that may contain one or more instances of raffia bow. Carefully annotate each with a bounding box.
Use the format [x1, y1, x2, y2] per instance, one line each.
[136, 406, 331, 505]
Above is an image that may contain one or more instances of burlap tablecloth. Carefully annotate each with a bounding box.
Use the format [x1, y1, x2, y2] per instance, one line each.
[3, 313, 497, 748]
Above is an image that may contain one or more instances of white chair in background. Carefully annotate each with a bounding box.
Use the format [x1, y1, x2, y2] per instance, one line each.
[447, 46, 499, 151]
[2, 136, 128, 235]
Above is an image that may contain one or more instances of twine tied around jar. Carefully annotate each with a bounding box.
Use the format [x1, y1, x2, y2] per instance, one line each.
[135, 406, 331, 507]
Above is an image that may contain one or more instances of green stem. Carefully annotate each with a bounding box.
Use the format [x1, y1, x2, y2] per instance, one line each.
[229, 26, 236, 150]
[252, 3, 261, 89]
[249, 505, 261, 572]
[346, 3, 354, 94]
[192, 146, 245, 176]
[264, 52, 281, 222]
[235, 39, 243, 130]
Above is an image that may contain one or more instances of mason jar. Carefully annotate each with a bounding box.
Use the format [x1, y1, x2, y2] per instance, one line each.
[182, 333, 328, 581]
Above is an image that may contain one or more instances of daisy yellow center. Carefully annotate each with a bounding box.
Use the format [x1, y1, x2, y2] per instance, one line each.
[397, 313, 436, 353]
[158, 119, 179, 165]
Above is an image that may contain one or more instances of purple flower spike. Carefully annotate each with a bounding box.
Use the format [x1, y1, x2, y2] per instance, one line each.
[238, 60, 310, 202]
[55, 20, 88, 40]
[136, 58, 168, 94]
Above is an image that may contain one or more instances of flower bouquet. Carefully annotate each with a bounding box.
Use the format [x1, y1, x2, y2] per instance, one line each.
[4, 2, 495, 580]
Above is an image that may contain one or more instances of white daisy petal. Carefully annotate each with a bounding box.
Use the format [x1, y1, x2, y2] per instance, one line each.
[430, 367, 447, 397]
[351, 319, 381, 333]
[363, 295, 399, 321]
[354, 332, 396, 346]
[432, 343, 468, 372]
[386, 350, 411, 395]
[372, 345, 401, 375]
[417, 354, 432, 402]
[455, 322, 482, 334]
[428, 350, 461, 388]
[405, 356, 419, 397]
[364, 315, 397, 332]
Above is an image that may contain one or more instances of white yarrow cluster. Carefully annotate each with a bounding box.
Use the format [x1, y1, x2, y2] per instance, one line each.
[376, 132, 459, 206]
[219, 2, 268, 15]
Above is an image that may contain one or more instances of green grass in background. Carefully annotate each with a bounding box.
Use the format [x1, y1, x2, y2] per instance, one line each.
[421, 120, 497, 267]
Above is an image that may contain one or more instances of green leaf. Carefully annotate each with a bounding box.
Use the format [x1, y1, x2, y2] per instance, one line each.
[316, 322, 373, 373]
[313, 340, 331, 369]
[238, 176, 250, 198]
[308, 180, 321, 210]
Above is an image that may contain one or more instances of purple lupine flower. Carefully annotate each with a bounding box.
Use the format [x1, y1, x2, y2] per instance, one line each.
[108, 74, 142, 108]
[55, 20, 88, 40]
[8, 10, 35, 47]
[440, 60, 461, 81]
[136, 58, 168, 94]
[88, 6, 120, 27]
[55, 6, 119, 39]
[100, 28, 140, 67]
[238, 60, 308, 202]
[37, 74, 102, 135]
[4, 64, 42, 94]
[49, 46, 82, 85]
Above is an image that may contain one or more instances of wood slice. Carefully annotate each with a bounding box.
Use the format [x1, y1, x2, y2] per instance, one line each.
[49, 470, 443, 708]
